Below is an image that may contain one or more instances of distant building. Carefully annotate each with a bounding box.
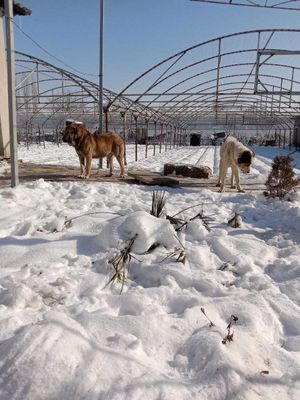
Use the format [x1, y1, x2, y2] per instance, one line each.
[294, 116, 300, 148]
[190, 133, 201, 146]
[0, 1, 31, 158]
[211, 131, 226, 145]
[213, 131, 226, 139]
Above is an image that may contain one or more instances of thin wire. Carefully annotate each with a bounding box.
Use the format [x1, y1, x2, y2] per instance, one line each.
[13, 21, 99, 78]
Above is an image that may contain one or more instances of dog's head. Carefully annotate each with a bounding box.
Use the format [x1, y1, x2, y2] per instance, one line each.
[238, 150, 255, 173]
[62, 124, 83, 146]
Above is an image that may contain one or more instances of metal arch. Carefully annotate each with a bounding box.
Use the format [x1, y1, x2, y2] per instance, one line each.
[15, 52, 181, 135]
[127, 67, 300, 126]
[109, 29, 300, 130]
[109, 29, 300, 101]
[146, 72, 300, 116]
[15, 30, 300, 136]
[189, 0, 300, 11]
[15, 51, 173, 129]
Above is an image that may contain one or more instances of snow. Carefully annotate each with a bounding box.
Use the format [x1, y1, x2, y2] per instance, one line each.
[0, 143, 300, 399]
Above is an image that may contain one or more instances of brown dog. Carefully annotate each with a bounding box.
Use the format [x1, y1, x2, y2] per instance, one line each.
[62, 123, 125, 179]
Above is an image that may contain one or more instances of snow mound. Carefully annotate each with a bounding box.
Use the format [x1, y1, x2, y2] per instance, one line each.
[94, 210, 178, 254]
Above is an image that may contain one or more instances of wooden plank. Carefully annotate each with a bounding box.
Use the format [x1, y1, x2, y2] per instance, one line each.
[0, 162, 269, 192]
[127, 170, 179, 186]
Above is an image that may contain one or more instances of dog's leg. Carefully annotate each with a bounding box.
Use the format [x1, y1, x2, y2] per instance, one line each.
[110, 155, 113, 176]
[230, 167, 236, 189]
[232, 166, 245, 193]
[84, 155, 92, 179]
[116, 155, 125, 178]
[218, 164, 228, 192]
[106, 155, 113, 176]
[216, 159, 222, 187]
[78, 155, 86, 178]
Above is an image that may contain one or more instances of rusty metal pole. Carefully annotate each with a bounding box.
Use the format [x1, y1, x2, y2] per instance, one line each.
[159, 123, 163, 153]
[145, 119, 149, 158]
[289, 128, 292, 150]
[165, 125, 168, 152]
[173, 126, 176, 148]
[5, 0, 19, 187]
[104, 107, 109, 132]
[121, 111, 127, 166]
[283, 128, 286, 149]
[278, 129, 281, 148]
[121, 112, 126, 140]
[134, 115, 138, 161]
[153, 120, 157, 156]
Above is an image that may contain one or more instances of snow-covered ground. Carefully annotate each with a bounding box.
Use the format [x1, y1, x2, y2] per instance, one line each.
[0, 143, 300, 400]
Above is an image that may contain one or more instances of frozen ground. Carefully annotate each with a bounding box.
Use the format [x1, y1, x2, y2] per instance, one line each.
[0, 143, 300, 400]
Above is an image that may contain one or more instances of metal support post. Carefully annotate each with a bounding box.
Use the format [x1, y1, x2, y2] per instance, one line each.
[165, 125, 168, 152]
[121, 111, 127, 165]
[104, 107, 109, 132]
[159, 123, 163, 153]
[98, 0, 104, 169]
[5, 0, 19, 187]
[134, 115, 138, 161]
[145, 119, 149, 158]
[153, 121, 157, 156]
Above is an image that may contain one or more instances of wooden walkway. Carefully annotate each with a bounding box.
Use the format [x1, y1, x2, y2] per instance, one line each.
[0, 162, 267, 192]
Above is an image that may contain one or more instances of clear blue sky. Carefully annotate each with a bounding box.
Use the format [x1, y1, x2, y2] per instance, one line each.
[14, 0, 300, 92]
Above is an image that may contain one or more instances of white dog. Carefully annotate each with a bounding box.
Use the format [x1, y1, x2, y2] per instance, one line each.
[217, 137, 254, 193]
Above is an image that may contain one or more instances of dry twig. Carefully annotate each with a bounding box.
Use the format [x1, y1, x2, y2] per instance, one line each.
[200, 307, 215, 327]
[222, 314, 239, 344]
[63, 211, 121, 230]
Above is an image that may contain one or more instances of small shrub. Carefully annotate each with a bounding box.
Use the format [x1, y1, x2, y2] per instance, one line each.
[264, 155, 299, 199]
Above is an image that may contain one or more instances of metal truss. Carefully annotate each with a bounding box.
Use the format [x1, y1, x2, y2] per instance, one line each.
[190, 0, 300, 11]
[108, 29, 300, 133]
[16, 29, 300, 139]
[15, 51, 174, 133]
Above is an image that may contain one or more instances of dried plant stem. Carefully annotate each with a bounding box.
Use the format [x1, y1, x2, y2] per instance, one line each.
[161, 234, 186, 263]
[222, 314, 239, 344]
[167, 209, 213, 232]
[200, 307, 215, 327]
[63, 211, 122, 229]
[171, 201, 222, 218]
[105, 234, 138, 293]
[151, 191, 167, 218]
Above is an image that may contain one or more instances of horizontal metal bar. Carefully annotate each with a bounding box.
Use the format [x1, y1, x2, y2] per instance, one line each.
[259, 49, 300, 55]
[255, 90, 300, 95]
